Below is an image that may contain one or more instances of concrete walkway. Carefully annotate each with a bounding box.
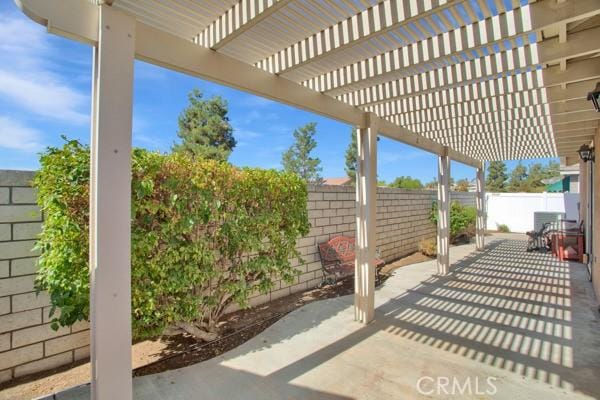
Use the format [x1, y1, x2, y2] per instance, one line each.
[57, 238, 600, 399]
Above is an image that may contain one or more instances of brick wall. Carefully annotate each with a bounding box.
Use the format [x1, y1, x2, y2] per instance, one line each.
[0, 171, 475, 381]
[0, 171, 89, 384]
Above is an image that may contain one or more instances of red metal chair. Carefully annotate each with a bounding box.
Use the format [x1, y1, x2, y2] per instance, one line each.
[318, 236, 385, 285]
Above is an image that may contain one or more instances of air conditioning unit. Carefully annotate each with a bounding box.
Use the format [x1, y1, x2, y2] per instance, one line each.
[533, 211, 566, 232]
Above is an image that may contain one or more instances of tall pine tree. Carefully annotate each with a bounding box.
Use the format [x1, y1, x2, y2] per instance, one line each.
[486, 161, 508, 192]
[172, 89, 236, 161]
[508, 162, 527, 192]
[282, 122, 323, 183]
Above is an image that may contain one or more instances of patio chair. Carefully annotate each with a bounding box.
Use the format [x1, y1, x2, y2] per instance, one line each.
[526, 222, 552, 252]
[317, 236, 385, 286]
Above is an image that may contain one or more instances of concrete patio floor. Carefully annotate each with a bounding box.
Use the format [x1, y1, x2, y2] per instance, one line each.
[56, 237, 600, 399]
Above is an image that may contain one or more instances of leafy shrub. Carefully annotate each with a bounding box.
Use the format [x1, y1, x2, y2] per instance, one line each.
[496, 223, 510, 233]
[34, 139, 310, 340]
[419, 238, 437, 257]
[430, 201, 477, 243]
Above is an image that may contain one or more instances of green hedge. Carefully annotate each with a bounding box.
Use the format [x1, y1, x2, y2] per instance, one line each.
[34, 139, 310, 340]
[430, 201, 477, 243]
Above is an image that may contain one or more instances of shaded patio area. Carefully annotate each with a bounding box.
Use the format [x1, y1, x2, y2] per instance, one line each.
[56, 237, 600, 399]
[14, 2, 600, 396]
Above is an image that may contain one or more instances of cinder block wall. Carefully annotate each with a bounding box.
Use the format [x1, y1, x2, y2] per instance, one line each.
[451, 191, 476, 208]
[0, 171, 89, 384]
[250, 185, 476, 305]
[0, 171, 475, 382]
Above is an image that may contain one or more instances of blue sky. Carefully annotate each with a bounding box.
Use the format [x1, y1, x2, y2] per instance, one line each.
[0, 2, 556, 184]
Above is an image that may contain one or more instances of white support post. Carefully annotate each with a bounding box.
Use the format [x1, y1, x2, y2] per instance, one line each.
[437, 151, 450, 275]
[355, 114, 378, 324]
[475, 164, 486, 251]
[89, 5, 135, 400]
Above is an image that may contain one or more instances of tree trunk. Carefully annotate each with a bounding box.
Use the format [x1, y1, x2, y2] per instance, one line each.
[176, 322, 219, 342]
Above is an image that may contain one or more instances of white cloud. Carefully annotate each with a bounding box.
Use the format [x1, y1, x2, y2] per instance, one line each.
[0, 15, 48, 64]
[0, 12, 89, 125]
[0, 71, 88, 124]
[0, 116, 45, 152]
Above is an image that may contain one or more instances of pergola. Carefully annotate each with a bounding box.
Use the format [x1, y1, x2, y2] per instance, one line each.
[14, 0, 600, 398]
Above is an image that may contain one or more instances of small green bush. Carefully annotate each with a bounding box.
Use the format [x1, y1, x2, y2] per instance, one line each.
[430, 201, 477, 243]
[419, 238, 437, 257]
[34, 139, 310, 340]
[496, 223, 510, 233]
